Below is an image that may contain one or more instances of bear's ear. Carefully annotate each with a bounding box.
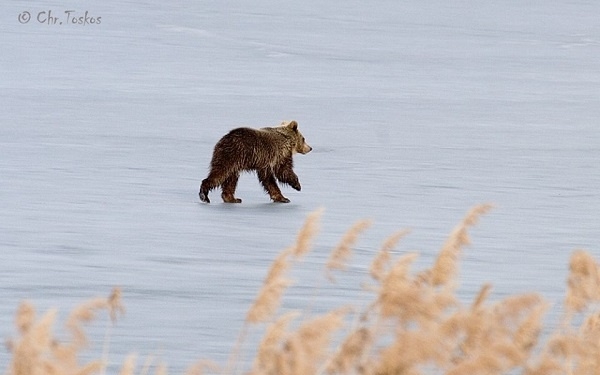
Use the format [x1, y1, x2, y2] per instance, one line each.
[287, 120, 298, 131]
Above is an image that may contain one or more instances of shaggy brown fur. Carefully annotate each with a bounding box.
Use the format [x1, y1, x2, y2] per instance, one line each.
[199, 121, 312, 203]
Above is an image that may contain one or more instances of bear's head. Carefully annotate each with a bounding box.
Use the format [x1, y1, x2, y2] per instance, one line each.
[282, 120, 312, 155]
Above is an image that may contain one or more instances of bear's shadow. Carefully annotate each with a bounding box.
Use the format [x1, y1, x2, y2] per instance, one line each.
[199, 201, 303, 213]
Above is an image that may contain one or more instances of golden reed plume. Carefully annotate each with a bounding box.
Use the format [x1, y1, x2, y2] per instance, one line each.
[326, 219, 371, 281]
[8, 288, 122, 375]
[429, 203, 493, 287]
[291, 207, 323, 258]
[246, 249, 293, 324]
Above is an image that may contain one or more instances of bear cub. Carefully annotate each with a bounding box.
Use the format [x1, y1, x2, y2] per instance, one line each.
[199, 120, 312, 203]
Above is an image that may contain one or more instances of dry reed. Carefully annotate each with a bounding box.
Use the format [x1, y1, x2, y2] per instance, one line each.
[184, 360, 221, 375]
[246, 249, 293, 324]
[291, 207, 323, 258]
[8, 288, 123, 375]
[251, 312, 300, 374]
[326, 219, 371, 281]
[7, 205, 600, 375]
[565, 249, 600, 315]
[428, 203, 493, 287]
[369, 229, 411, 282]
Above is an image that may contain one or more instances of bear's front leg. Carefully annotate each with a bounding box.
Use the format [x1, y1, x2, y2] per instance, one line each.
[274, 158, 301, 191]
[257, 168, 290, 203]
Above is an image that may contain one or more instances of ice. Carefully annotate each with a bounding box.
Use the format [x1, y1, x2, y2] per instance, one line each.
[2, 1, 600, 371]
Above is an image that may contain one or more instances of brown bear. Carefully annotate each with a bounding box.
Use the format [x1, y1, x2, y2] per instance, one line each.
[199, 120, 312, 203]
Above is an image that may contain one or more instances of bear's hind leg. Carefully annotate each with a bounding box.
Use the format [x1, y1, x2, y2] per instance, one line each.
[199, 178, 213, 203]
[221, 173, 242, 203]
[200, 169, 228, 203]
[257, 168, 290, 203]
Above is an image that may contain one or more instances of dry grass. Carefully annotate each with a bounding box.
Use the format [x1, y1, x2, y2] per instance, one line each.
[8, 288, 123, 375]
[246, 249, 294, 325]
[6, 205, 600, 375]
[326, 220, 371, 282]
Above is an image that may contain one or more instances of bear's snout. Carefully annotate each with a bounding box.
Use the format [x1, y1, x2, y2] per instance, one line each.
[301, 144, 312, 154]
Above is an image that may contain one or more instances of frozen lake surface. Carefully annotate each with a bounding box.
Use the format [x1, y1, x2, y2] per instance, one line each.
[2, 1, 599, 372]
